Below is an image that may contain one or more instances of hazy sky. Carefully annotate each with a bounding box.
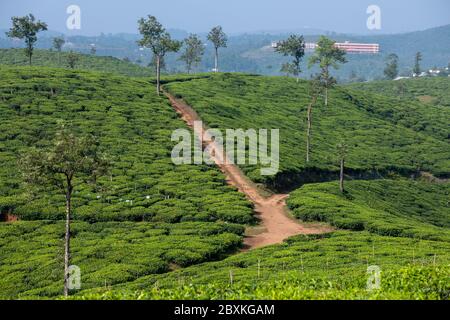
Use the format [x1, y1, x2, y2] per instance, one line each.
[1, 0, 449, 35]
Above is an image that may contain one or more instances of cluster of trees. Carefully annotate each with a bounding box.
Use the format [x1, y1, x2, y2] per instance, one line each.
[384, 51, 424, 79]
[137, 15, 228, 94]
[274, 34, 348, 191]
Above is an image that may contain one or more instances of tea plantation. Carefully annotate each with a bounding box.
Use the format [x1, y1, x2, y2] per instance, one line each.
[77, 231, 450, 300]
[0, 48, 154, 77]
[165, 74, 450, 188]
[0, 66, 253, 298]
[287, 180, 450, 241]
[0, 64, 448, 300]
[348, 77, 450, 108]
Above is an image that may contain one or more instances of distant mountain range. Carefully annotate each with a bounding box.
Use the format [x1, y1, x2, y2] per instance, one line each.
[1, 25, 449, 80]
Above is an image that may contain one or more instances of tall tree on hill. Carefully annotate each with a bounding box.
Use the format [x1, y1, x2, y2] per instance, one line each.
[413, 52, 422, 76]
[384, 53, 399, 80]
[179, 34, 205, 73]
[275, 35, 305, 82]
[53, 37, 65, 65]
[19, 125, 109, 297]
[6, 14, 48, 66]
[90, 44, 97, 55]
[138, 15, 182, 95]
[308, 36, 347, 106]
[306, 77, 322, 163]
[207, 26, 227, 72]
[67, 51, 79, 69]
[53, 37, 65, 52]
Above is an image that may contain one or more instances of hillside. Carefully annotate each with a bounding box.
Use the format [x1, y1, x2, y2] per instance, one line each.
[79, 231, 450, 300]
[348, 77, 450, 108]
[288, 180, 450, 241]
[0, 66, 253, 298]
[0, 48, 153, 77]
[165, 73, 450, 189]
[0, 65, 448, 300]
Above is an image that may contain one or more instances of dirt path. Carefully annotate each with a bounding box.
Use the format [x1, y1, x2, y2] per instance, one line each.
[165, 92, 332, 250]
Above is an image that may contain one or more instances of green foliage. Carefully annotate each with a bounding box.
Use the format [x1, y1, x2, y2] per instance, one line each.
[5, 14, 48, 65]
[76, 265, 450, 300]
[207, 26, 228, 50]
[275, 35, 305, 78]
[0, 66, 252, 224]
[0, 220, 243, 298]
[0, 48, 154, 77]
[288, 180, 450, 241]
[384, 53, 399, 80]
[76, 231, 450, 300]
[348, 77, 450, 108]
[165, 73, 450, 186]
[67, 51, 79, 69]
[179, 34, 205, 73]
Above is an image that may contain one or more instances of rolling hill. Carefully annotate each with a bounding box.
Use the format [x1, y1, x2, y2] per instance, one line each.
[0, 63, 448, 300]
[164, 73, 450, 189]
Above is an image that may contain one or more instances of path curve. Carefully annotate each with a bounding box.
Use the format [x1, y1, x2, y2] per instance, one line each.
[165, 92, 332, 250]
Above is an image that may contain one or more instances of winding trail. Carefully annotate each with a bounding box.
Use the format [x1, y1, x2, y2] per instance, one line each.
[165, 92, 332, 250]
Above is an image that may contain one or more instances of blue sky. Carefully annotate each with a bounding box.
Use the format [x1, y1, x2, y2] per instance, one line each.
[1, 0, 449, 35]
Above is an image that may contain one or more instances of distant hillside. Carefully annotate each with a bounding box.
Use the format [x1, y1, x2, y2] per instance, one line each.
[0, 48, 153, 77]
[1, 25, 449, 80]
[348, 77, 450, 108]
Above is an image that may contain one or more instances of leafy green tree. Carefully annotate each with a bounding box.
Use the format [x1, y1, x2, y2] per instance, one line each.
[53, 37, 65, 52]
[138, 15, 182, 95]
[384, 53, 399, 80]
[90, 44, 97, 55]
[308, 36, 347, 106]
[179, 34, 204, 73]
[19, 125, 109, 296]
[67, 51, 79, 69]
[413, 52, 422, 75]
[275, 35, 305, 81]
[6, 14, 48, 65]
[53, 37, 65, 65]
[207, 26, 227, 72]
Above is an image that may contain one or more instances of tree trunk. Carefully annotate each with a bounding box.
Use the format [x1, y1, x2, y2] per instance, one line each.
[156, 55, 161, 95]
[214, 48, 218, 72]
[63, 184, 72, 297]
[339, 158, 345, 193]
[306, 96, 316, 163]
[306, 103, 312, 163]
